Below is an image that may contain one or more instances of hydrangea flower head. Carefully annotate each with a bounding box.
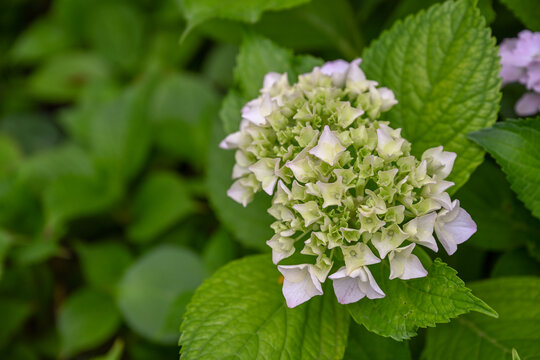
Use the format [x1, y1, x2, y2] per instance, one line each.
[499, 30, 540, 116]
[221, 59, 476, 307]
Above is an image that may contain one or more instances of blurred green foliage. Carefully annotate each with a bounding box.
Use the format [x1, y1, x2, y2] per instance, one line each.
[0, 0, 538, 359]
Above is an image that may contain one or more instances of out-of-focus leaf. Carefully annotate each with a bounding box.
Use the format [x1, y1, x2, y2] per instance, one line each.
[150, 73, 219, 166]
[469, 118, 540, 220]
[344, 322, 412, 360]
[207, 117, 273, 250]
[180, 255, 350, 360]
[0, 230, 13, 280]
[9, 18, 71, 64]
[43, 172, 122, 230]
[117, 245, 206, 344]
[0, 113, 61, 154]
[11, 238, 61, 266]
[235, 33, 293, 98]
[347, 260, 497, 341]
[86, 3, 145, 71]
[76, 241, 133, 293]
[28, 52, 111, 102]
[144, 30, 203, 71]
[498, 0, 540, 31]
[491, 249, 540, 278]
[254, 0, 363, 57]
[127, 172, 195, 242]
[180, 0, 311, 36]
[456, 160, 540, 251]
[202, 44, 238, 89]
[18, 144, 93, 192]
[58, 287, 121, 357]
[220, 89, 245, 134]
[423, 277, 540, 359]
[0, 299, 31, 348]
[362, 0, 501, 192]
[90, 76, 156, 183]
[90, 339, 124, 360]
[202, 228, 237, 273]
[0, 134, 21, 176]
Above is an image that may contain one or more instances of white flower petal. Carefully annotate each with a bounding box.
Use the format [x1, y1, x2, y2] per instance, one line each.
[421, 146, 457, 179]
[388, 244, 428, 280]
[308, 125, 346, 165]
[346, 58, 366, 84]
[329, 266, 385, 304]
[435, 200, 477, 255]
[278, 264, 323, 308]
[248, 158, 280, 195]
[404, 212, 438, 252]
[266, 234, 295, 264]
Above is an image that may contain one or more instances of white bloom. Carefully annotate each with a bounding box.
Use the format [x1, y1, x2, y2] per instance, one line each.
[226, 175, 259, 207]
[248, 158, 280, 195]
[320, 59, 350, 87]
[434, 200, 476, 255]
[421, 146, 457, 179]
[329, 266, 385, 304]
[266, 234, 296, 264]
[219, 131, 245, 149]
[278, 264, 323, 308]
[293, 201, 322, 227]
[376, 124, 405, 158]
[378, 87, 398, 112]
[371, 224, 409, 258]
[342, 242, 381, 275]
[403, 212, 438, 252]
[241, 93, 274, 126]
[309, 125, 346, 165]
[388, 243, 428, 280]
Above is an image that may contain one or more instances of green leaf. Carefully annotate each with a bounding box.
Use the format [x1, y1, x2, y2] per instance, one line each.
[9, 18, 71, 64]
[469, 118, 540, 220]
[76, 241, 133, 293]
[498, 0, 540, 31]
[220, 89, 245, 134]
[202, 228, 238, 273]
[117, 245, 206, 344]
[207, 116, 273, 250]
[28, 52, 111, 102]
[58, 287, 121, 357]
[181, 0, 311, 36]
[0, 230, 13, 280]
[423, 277, 540, 359]
[43, 172, 121, 230]
[86, 3, 144, 71]
[150, 72, 219, 166]
[0, 113, 61, 154]
[0, 134, 21, 176]
[91, 339, 124, 360]
[180, 255, 350, 360]
[90, 77, 156, 183]
[455, 160, 540, 250]
[127, 172, 195, 242]
[491, 249, 540, 278]
[235, 33, 294, 98]
[344, 322, 411, 360]
[361, 0, 501, 192]
[347, 259, 497, 341]
[0, 298, 32, 348]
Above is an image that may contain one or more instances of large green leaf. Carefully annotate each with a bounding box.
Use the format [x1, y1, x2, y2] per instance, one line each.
[469, 118, 540, 220]
[361, 0, 501, 192]
[347, 260, 497, 341]
[117, 245, 206, 344]
[344, 322, 412, 360]
[58, 287, 121, 357]
[127, 172, 195, 243]
[498, 0, 540, 31]
[181, 0, 311, 35]
[0, 298, 32, 348]
[180, 255, 350, 360]
[423, 277, 540, 359]
[455, 160, 540, 251]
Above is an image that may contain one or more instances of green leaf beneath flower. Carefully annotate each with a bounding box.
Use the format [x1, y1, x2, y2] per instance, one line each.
[361, 0, 501, 192]
[469, 118, 540, 220]
[347, 259, 497, 341]
[344, 322, 412, 360]
[423, 277, 540, 359]
[180, 255, 350, 360]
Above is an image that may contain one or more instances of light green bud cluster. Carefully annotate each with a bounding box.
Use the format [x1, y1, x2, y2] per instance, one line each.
[220, 59, 476, 307]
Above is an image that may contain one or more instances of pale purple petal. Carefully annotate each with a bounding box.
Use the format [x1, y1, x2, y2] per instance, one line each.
[435, 200, 477, 255]
[515, 93, 540, 116]
[278, 264, 323, 308]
